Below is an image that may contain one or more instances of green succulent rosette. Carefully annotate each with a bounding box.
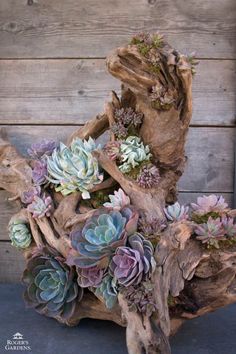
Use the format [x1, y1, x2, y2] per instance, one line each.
[9, 220, 32, 249]
[47, 137, 103, 199]
[22, 248, 83, 320]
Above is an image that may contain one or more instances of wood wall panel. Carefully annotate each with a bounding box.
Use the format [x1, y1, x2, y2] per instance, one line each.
[0, 60, 235, 126]
[0, 0, 235, 59]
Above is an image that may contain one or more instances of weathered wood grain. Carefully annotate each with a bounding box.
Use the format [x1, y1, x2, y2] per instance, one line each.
[0, 60, 235, 126]
[0, 242, 25, 282]
[0, 0, 235, 59]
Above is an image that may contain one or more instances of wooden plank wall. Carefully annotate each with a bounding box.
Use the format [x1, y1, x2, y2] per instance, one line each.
[0, 0, 235, 282]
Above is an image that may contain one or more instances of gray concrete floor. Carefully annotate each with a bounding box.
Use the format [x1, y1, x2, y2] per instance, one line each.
[0, 284, 235, 354]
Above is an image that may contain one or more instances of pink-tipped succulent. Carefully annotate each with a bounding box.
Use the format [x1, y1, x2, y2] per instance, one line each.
[21, 186, 41, 204]
[28, 139, 57, 159]
[27, 194, 54, 219]
[191, 195, 228, 216]
[164, 202, 189, 222]
[195, 217, 225, 248]
[103, 188, 130, 211]
[103, 141, 121, 161]
[137, 164, 160, 189]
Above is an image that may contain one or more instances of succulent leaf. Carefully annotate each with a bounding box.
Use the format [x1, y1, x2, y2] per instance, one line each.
[68, 207, 138, 268]
[119, 136, 152, 173]
[195, 217, 225, 248]
[9, 220, 32, 249]
[32, 159, 48, 185]
[191, 195, 228, 216]
[22, 249, 83, 320]
[27, 194, 53, 219]
[94, 274, 118, 309]
[164, 202, 189, 221]
[110, 232, 156, 287]
[47, 138, 103, 199]
[137, 164, 160, 188]
[103, 188, 130, 211]
[28, 139, 57, 159]
[77, 266, 104, 288]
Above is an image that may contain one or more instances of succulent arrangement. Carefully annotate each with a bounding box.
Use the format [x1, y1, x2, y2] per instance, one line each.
[3, 32, 235, 354]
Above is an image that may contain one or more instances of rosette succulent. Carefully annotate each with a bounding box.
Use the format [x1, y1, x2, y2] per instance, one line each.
[103, 188, 130, 211]
[103, 141, 121, 161]
[32, 160, 48, 185]
[120, 280, 157, 316]
[191, 195, 228, 216]
[77, 266, 104, 288]
[27, 194, 53, 218]
[28, 139, 57, 159]
[119, 136, 152, 173]
[110, 233, 156, 287]
[137, 164, 160, 188]
[9, 220, 32, 249]
[21, 186, 41, 204]
[22, 250, 83, 320]
[164, 202, 189, 221]
[47, 137, 103, 199]
[68, 208, 138, 268]
[195, 217, 225, 248]
[94, 274, 117, 309]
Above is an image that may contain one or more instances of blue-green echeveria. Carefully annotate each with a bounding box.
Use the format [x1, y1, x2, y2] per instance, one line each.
[68, 207, 138, 268]
[94, 274, 118, 309]
[119, 136, 152, 173]
[22, 248, 83, 320]
[164, 202, 189, 221]
[47, 137, 103, 199]
[9, 220, 32, 249]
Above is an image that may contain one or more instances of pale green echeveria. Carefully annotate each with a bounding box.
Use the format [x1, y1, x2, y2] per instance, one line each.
[47, 137, 103, 199]
[94, 275, 118, 309]
[119, 136, 152, 173]
[9, 220, 32, 249]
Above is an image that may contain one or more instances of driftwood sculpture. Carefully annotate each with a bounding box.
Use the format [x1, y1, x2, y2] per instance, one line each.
[1, 33, 236, 354]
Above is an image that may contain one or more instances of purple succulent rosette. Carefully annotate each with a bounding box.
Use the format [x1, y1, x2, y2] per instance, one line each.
[77, 266, 105, 288]
[21, 186, 54, 219]
[137, 164, 160, 189]
[32, 159, 48, 185]
[21, 186, 41, 204]
[27, 139, 57, 159]
[191, 195, 228, 216]
[67, 207, 138, 268]
[110, 232, 156, 287]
